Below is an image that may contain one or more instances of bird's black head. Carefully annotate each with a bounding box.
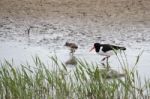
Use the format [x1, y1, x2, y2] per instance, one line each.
[94, 43, 101, 52]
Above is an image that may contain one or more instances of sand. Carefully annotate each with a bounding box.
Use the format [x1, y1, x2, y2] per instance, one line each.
[0, 0, 150, 50]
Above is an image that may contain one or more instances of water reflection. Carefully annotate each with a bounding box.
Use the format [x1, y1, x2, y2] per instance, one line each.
[65, 55, 77, 65]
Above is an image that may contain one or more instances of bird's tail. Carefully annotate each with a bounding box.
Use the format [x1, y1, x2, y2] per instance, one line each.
[120, 47, 126, 50]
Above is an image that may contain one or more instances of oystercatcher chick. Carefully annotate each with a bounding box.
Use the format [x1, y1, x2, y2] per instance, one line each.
[64, 42, 78, 54]
[90, 43, 126, 61]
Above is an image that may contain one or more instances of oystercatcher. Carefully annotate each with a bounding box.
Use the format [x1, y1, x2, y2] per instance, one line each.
[90, 43, 126, 61]
[64, 42, 78, 54]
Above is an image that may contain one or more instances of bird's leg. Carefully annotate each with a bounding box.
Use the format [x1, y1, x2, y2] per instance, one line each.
[101, 57, 106, 61]
[73, 49, 75, 53]
[70, 48, 76, 56]
[106, 56, 110, 70]
[70, 48, 73, 53]
[106, 56, 109, 62]
[69, 52, 73, 56]
[101, 56, 110, 68]
[70, 48, 76, 53]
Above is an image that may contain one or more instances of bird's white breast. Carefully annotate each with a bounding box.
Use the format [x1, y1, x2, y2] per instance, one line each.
[98, 47, 114, 56]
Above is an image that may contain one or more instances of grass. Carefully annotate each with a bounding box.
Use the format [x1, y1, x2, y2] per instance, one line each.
[0, 54, 150, 99]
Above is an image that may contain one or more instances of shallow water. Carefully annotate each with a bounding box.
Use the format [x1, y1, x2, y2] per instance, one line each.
[0, 42, 51, 65]
[0, 41, 150, 81]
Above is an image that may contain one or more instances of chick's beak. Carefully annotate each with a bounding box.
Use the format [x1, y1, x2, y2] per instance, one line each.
[89, 47, 95, 52]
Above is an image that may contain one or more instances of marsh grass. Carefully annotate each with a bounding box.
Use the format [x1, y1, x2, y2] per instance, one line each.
[0, 54, 150, 99]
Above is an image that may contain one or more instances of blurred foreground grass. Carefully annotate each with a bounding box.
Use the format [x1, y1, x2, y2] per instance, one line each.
[0, 54, 150, 99]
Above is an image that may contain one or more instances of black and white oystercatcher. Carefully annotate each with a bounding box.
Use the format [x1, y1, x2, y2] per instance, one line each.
[64, 42, 78, 54]
[90, 43, 126, 61]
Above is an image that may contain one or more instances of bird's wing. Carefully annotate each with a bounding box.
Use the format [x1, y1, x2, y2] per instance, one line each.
[101, 45, 113, 52]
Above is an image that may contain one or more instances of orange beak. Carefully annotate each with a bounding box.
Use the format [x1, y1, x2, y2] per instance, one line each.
[89, 46, 95, 52]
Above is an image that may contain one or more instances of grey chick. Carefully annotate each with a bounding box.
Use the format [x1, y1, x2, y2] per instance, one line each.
[64, 42, 78, 54]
